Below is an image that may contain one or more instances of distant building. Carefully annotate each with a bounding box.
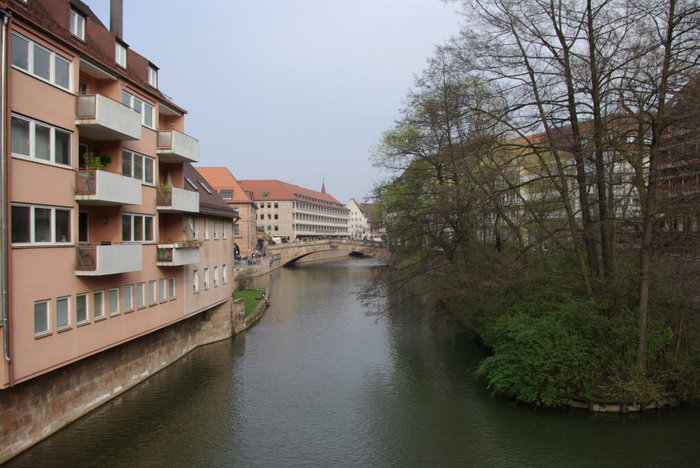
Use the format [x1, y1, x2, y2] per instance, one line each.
[347, 198, 369, 239]
[197, 167, 258, 257]
[239, 180, 350, 239]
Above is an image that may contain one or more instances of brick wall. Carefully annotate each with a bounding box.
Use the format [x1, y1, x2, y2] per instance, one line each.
[0, 298, 243, 464]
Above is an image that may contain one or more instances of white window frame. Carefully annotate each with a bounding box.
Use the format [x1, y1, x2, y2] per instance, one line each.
[159, 278, 167, 303]
[222, 265, 227, 285]
[11, 203, 71, 245]
[121, 149, 154, 184]
[123, 284, 134, 312]
[168, 277, 176, 300]
[148, 280, 156, 306]
[115, 41, 127, 68]
[204, 219, 210, 240]
[11, 32, 71, 91]
[223, 222, 228, 239]
[94, 290, 105, 320]
[220, 190, 233, 200]
[109, 288, 120, 316]
[213, 220, 218, 240]
[121, 91, 154, 128]
[70, 9, 86, 41]
[193, 270, 199, 294]
[56, 296, 70, 330]
[213, 266, 219, 288]
[122, 213, 154, 243]
[147, 65, 158, 88]
[34, 300, 50, 336]
[76, 293, 89, 325]
[11, 114, 72, 167]
[188, 217, 198, 240]
[136, 282, 145, 309]
[203, 268, 209, 290]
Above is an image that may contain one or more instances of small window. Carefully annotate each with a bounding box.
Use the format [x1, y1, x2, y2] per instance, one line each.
[274, 202, 278, 208]
[220, 190, 233, 200]
[199, 181, 212, 194]
[124, 284, 134, 312]
[263, 192, 269, 198]
[56, 296, 70, 330]
[109, 288, 120, 316]
[159, 279, 167, 303]
[222, 265, 228, 284]
[214, 266, 219, 288]
[233, 224, 239, 235]
[115, 42, 127, 68]
[76, 293, 88, 324]
[168, 277, 176, 300]
[147, 64, 158, 88]
[204, 219, 210, 240]
[94, 290, 105, 320]
[203, 268, 209, 290]
[136, 282, 145, 309]
[193, 270, 199, 294]
[34, 300, 49, 336]
[70, 9, 86, 40]
[185, 177, 198, 190]
[148, 280, 156, 306]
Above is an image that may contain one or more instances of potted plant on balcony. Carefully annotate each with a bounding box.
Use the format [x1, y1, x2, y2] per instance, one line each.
[160, 182, 173, 205]
[79, 152, 111, 192]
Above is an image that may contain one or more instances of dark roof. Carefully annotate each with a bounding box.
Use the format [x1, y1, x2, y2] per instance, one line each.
[184, 164, 238, 219]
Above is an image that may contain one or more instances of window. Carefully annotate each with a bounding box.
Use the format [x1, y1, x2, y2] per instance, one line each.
[148, 280, 156, 306]
[274, 203, 278, 208]
[147, 64, 158, 88]
[223, 223, 228, 239]
[34, 300, 49, 336]
[267, 226, 271, 231]
[185, 176, 198, 190]
[11, 114, 71, 166]
[274, 226, 279, 231]
[203, 268, 209, 290]
[123, 285, 134, 312]
[159, 279, 167, 303]
[109, 288, 119, 316]
[267, 214, 271, 220]
[233, 224, 239, 235]
[115, 41, 126, 68]
[56, 296, 70, 330]
[260, 214, 264, 220]
[94, 290, 105, 320]
[204, 219, 209, 239]
[214, 266, 219, 288]
[11, 32, 71, 90]
[70, 9, 86, 40]
[168, 277, 176, 300]
[78, 211, 88, 243]
[193, 270, 199, 294]
[213, 220, 218, 240]
[199, 181, 212, 194]
[188, 217, 198, 239]
[222, 265, 227, 285]
[220, 190, 233, 200]
[267, 203, 271, 208]
[136, 282, 145, 309]
[122, 149, 154, 183]
[121, 91, 154, 128]
[76, 293, 88, 324]
[274, 214, 278, 220]
[11, 204, 71, 245]
[122, 213, 154, 242]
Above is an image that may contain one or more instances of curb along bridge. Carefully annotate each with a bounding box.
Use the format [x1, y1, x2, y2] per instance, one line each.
[266, 239, 391, 267]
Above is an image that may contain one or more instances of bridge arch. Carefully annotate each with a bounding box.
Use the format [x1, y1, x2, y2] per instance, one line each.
[267, 240, 390, 267]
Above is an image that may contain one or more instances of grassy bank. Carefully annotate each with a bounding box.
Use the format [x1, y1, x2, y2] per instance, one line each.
[234, 289, 266, 316]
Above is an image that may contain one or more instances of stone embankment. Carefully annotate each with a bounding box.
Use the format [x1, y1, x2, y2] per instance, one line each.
[0, 296, 256, 464]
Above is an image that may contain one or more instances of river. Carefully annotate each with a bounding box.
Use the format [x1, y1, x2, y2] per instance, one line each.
[7, 258, 700, 467]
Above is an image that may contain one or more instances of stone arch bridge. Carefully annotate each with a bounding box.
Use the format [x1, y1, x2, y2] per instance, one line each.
[267, 239, 391, 267]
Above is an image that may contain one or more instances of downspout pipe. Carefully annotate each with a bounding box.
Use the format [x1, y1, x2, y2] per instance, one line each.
[1, 7, 10, 366]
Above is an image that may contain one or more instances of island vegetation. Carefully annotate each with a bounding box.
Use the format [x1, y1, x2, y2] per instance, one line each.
[370, 0, 699, 407]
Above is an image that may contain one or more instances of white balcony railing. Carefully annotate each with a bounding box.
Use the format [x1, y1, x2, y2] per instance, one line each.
[75, 243, 142, 276]
[157, 130, 199, 163]
[156, 186, 199, 213]
[75, 94, 142, 141]
[156, 242, 200, 266]
[75, 170, 142, 206]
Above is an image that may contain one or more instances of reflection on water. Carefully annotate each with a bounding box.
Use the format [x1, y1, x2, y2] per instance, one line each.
[7, 258, 700, 467]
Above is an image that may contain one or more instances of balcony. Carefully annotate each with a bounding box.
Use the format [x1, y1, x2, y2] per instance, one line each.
[156, 241, 200, 266]
[75, 243, 142, 276]
[157, 130, 199, 163]
[75, 94, 142, 141]
[75, 170, 142, 206]
[156, 186, 199, 213]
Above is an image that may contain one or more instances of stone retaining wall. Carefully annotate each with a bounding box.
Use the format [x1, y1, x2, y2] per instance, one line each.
[0, 298, 243, 464]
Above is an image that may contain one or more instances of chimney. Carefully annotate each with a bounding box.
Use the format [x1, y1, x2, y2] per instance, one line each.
[110, 0, 123, 40]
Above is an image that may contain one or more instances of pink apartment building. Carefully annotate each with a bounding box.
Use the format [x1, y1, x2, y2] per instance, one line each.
[0, 0, 232, 390]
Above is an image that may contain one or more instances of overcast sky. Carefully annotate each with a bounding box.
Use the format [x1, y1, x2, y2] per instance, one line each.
[83, 0, 463, 204]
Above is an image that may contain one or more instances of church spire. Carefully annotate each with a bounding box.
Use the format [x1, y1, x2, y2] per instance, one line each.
[321, 180, 326, 194]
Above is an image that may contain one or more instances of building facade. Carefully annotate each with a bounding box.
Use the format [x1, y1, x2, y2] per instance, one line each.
[239, 180, 349, 240]
[196, 166, 258, 257]
[0, 0, 227, 390]
[347, 198, 369, 239]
